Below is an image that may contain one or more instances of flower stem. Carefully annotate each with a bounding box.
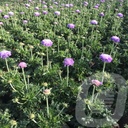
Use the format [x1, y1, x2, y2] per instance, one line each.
[46, 47, 49, 70]
[101, 62, 106, 83]
[5, 59, 9, 72]
[46, 96, 49, 118]
[22, 68, 27, 90]
[91, 85, 95, 102]
[67, 66, 69, 86]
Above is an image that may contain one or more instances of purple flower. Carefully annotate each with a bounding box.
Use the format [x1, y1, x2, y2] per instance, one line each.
[67, 23, 75, 29]
[25, 4, 30, 7]
[43, 5, 47, 8]
[0, 9, 2, 13]
[54, 11, 60, 16]
[75, 9, 80, 13]
[20, 12, 24, 15]
[111, 36, 120, 43]
[100, 53, 113, 63]
[94, 5, 99, 9]
[8, 11, 14, 16]
[41, 39, 53, 47]
[0, 22, 3, 25]
[18, 62, 27, 68]
[92, 80, 102, 86]
[23, 20, 28, 24]
[99, 12, 104, 17]
[34, 12, 40, 16]
[69, 4, 73, 7]
[63, 58, 74, 67]
[4, 15, 9, 19]
[117, 13, 123, 18]
[35, 7, 39, 10]
[83, 1, 88, 6]
[90, 20, 98, 25]
[43, 11, 48, 15]
[49, 6, 53, 9]
[65, 4, 70, 7]
[100, 0, 105, 2]
[0, 50, 11, 59]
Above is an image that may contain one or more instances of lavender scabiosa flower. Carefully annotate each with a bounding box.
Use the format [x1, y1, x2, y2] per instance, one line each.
[75, 9, 80, 13]
[49, 6, 53, 9]
[92, 80, 102, 86]
[90, 20, 98, 25]
[99, 12, 104, 17]
[63, 58, 74, 86]
[117, 13, 123, 18]
[25, 4, 30, 7]
[0, 50, 11, 59]
[100, 53, 113, 63]
[100, 0, 105, 2]
[41, 39, 53, 47]
[0, 22, 3, 26]
[69, 4, 73, 7]
[41, 39, 53, 70]
[0, 50, 11, 72]
[83, 1, 88, 6]
[43, 11, 48, 15]
[34, 12, 40, 16]
[94, 5, 99, 9]
[4, 15, 9, 19]
[20, 12, 24, 15]
[18, 62, 27, 68]
[111, 36, 120, 43]
[54, 11, 60, 16]
[18, 62, 27, 89]
[63, 58, 74, 67]
[0, 9, 2, 13]
[23, 20, 28, 24]
[67, 23, 75, 29]
[43, 5, 47, 8]
[35, 7, 39, 10]
[8, 11, 14, 16]
[65, 4, 70, 7]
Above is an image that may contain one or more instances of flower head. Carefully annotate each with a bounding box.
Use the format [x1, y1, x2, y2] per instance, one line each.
[117, 13, 123, 18]
[18, 62, 27, 68]
[83, 1, 88, 6]
[0, 50, 11, 59]
[100, 0, 105, 2]
[43, 10, 48, 15]
[41, 39, 53, 47]
[92, 80, 102, 86]
[34, 12, 40, 16]
[43, 89, 51, 95]
[100, 53, 113, 63]
[99, 12, 104, 17]
[0, 22, 3, 26]
[67, 23, 75, 29]
[35, 7, 39, 10]
[23, 20, 28, 24]
[4, 15, 9, 19]
[90, 20, 98, 25]
[54, 11, 60, 16]
[8, 11, 14, 16]
[75, 9, 80, 13]
[111, 36, 120, 43]
[63, 58, 74, 67]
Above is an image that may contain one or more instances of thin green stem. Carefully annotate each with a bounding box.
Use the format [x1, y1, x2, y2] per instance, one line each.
[22, 68, 27, 90]
[5, 59, 9, 72]
[67, 66, 69, 86]
[91, 85, 95, 102]
[46, 47, 49, 70]
[46, 96, 49, 118]
[101, 62, 106, 83]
